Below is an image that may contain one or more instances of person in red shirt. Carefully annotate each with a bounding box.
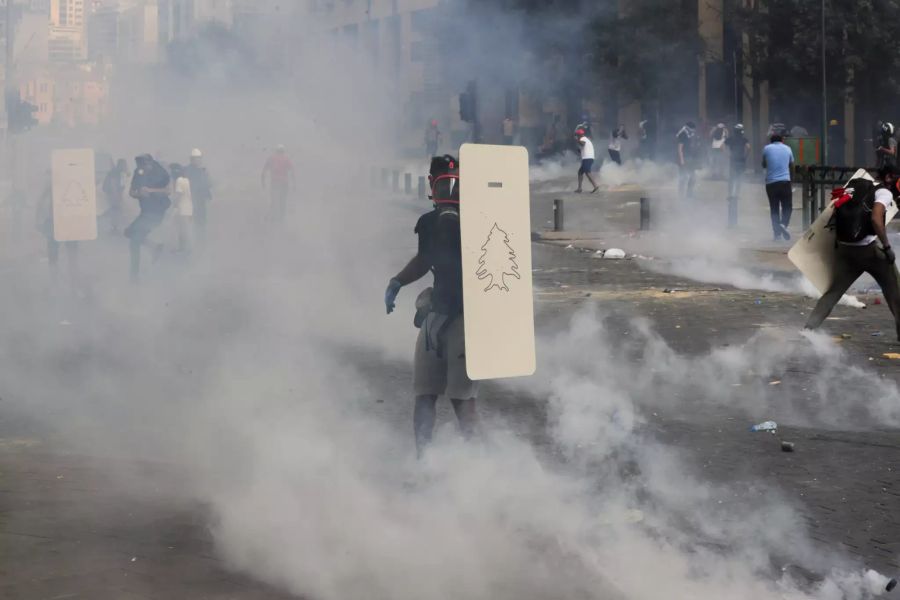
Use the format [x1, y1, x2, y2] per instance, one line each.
[261, 145, 295, 222]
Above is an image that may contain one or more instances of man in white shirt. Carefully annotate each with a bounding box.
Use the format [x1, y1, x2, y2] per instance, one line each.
[575, 129, 599, 193]
[170, 163, 193, 255]
[805, 165, 900, 340]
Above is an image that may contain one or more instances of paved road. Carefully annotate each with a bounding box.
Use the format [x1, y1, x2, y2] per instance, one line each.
[1, 175, 900, 597]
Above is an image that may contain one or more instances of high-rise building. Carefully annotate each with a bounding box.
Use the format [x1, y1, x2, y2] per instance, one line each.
[49, 0, 87, 61]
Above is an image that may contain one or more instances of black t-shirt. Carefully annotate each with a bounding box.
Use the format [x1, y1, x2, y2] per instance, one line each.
[131, 160, 171, 213]
[415, 207, 463, 316]
[725, 133, 749, 165]
[677, 128, 698, 163]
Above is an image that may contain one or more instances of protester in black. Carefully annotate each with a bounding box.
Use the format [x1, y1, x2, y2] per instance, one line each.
[125, 154, 170, 282]
[384, 155, 478, 457]
[805, 165, 900, 340]
[725, 124, 750, 198]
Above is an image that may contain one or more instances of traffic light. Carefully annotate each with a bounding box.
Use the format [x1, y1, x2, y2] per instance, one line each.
[5, 90, 38, 134]
[459, 81, 476, 123]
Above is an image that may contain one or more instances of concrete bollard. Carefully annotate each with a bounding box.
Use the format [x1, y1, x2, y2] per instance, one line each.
[404, 173, 412, 194]
[727, 196, 738, 229]
[639, 197, 650, 231]
[392, 170, 400, 192]
[418, 176, 427, 200]
[553, 199, 564, 232]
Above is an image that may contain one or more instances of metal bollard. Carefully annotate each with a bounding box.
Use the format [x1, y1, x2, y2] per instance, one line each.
[418, 176, 428, 200]
[553, 199, 564, 232]
[727, 196, 738, 229]
[404, 173, 412, 194]
[639, 197, 650, 231]
[392, 170, 400, 192]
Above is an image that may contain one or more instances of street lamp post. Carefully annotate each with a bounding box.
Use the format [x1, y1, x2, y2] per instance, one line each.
[822, 0, 828, 165]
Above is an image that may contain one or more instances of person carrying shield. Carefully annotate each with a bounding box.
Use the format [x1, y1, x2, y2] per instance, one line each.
[384, 155, 479, 458]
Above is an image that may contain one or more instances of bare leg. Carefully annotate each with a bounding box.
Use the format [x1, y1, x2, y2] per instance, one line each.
[576, 172, 584, 192]
[584, 172, 599, 191]
[451, 398, 478, 440]
[414, 394, 438, 458]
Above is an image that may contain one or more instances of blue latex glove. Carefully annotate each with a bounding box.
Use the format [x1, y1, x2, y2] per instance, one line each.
[385, 278, 402, 314]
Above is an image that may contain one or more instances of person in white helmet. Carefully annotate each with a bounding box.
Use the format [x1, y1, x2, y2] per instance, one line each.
[184, 148, 212, 244]
[876, 122, 897, 169]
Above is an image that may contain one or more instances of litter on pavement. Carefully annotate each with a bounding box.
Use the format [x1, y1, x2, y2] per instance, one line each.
[750, 420, 778, 433]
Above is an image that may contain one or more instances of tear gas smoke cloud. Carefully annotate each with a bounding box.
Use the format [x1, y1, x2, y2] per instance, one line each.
[0, 5, 896, 600]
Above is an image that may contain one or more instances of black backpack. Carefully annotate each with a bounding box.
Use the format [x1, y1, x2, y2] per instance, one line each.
[830, 178, 878, 243]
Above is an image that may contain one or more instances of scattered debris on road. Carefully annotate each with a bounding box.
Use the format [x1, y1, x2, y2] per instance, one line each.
[750, 420, 778, 433]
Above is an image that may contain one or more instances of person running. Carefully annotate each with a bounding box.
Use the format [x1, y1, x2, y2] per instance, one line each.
[608, 125, 627, 165]
[184, 149, 212, 243]
[125, 154, 171, 282]
[384, 155, 478, 457]
[676, 121, 699, 200]
[805, 165, 900, 340]
[170, 163, 193, 256]
[725, 123, 750, 198]
[261, 145, 295, 222]
[575, 129, 599, 193]
[762, 133, 795, 241]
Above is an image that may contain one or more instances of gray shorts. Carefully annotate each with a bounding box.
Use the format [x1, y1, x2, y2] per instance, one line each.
[413, 316, 479, 399]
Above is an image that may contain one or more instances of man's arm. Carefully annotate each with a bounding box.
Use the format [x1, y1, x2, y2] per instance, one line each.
[873, 203, 892, 250]
[678, 143, 685, 166]
[743, 142, 751, 162]
[385, 254, 431, 314]
[394, 254, 430, 285]
[261, 160, 270, 187]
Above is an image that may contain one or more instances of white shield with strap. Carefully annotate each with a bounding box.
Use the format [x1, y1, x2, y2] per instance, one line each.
[789, 169, 899, 292]
[51, 149, 98, 242]
[459, 143, 535, 380]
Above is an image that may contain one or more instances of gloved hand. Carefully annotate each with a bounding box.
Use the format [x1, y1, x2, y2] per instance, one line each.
[385, 278, 402, 314]
[885, 246, 896, 265]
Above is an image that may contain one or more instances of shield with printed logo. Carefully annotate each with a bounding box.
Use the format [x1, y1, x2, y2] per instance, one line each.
[52, 149, 97, 242]
[459, 143, 535, 380]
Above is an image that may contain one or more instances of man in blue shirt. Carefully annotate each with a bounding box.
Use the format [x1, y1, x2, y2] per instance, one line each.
[762, 134, 795, 241]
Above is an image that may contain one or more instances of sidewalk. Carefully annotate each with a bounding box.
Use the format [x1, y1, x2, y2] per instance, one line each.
[530, 170, 821, 273]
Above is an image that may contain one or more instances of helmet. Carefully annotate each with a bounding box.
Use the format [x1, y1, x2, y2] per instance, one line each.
[734, 123, 744, 131]
[431, 119, 438, 126]
[575, 129, 585, 136]
[883, 122, 895, 135]
[429, 155, 459, 205]
[191, 148, 202, 158]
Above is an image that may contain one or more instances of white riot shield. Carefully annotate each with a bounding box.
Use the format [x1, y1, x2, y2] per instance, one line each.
[51, 149, 97, 242]
[789, 169, 898, 293]
[460, 144, 536, 380]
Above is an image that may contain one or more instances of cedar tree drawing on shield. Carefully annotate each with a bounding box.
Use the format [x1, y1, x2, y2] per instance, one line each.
[476, 223, 521, 292]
